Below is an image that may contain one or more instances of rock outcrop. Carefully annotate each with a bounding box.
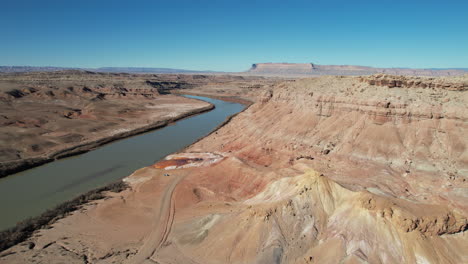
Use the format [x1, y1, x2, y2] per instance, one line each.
[359, 74, 468, 91]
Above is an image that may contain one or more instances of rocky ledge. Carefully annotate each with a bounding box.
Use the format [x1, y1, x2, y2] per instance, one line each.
[359, 74, 468, 91]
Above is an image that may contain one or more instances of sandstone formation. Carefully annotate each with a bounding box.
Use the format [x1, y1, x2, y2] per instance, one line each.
[359, 74, 468, 91]
[1, 74, 467, 263]
[248, 63, 468, 77]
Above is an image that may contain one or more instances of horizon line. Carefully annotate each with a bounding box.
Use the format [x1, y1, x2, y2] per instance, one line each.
[1, 64, 468, 72]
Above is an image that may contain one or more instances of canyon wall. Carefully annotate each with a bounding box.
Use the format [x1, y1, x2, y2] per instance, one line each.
[154, 74, 468, 263]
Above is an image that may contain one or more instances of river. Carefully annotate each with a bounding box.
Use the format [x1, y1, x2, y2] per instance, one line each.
[0, 95, 244, 230]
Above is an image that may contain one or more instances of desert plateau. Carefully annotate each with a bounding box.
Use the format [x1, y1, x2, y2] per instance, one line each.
[0, 69, 467, 263]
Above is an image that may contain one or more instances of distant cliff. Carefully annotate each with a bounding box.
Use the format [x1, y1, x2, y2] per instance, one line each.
[249, 63, 314, 74]
[248, 63, 468, 76]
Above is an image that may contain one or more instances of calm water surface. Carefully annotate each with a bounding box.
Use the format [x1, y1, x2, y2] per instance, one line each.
[0, 95, 244, 230]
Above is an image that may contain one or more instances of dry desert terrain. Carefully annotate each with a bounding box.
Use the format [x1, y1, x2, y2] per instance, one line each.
[0, 73, 467, 264]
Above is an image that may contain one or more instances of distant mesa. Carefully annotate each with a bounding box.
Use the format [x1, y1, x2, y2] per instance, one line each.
[1, 63, 467, 77]
[247, 62, 468, 76]
[250, 63, 315, 74]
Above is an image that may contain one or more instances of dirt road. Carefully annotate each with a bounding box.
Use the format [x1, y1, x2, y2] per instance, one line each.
[126, 173, 185, 264]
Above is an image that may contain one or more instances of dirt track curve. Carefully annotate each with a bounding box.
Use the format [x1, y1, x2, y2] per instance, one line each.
[127, 173, 184, 264]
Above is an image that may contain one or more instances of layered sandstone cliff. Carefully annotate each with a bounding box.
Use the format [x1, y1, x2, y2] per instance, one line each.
[359, 74, 468, 91]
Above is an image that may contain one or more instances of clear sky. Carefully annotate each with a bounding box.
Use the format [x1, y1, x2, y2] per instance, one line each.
[1, 0, 467, 71]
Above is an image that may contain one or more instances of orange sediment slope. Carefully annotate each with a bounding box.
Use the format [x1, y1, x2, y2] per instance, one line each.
[152, 153, 225, 170]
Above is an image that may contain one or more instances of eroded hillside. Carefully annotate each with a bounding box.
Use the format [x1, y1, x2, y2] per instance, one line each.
[1, 74, 467, 264]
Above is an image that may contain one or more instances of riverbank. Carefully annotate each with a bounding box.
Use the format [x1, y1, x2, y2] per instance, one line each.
[0, 96, 217, 251]
[171, 90, 254, 106]
[0, 70, 279, 179]
[0, 181, 129, 253]
[0, 96, 214, 178]
[0, 95, 246, 255]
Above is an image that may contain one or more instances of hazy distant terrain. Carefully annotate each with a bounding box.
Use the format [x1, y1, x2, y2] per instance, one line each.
[2, 64, 467, 76]
[246, 63, 468, 76]
[0, 66, 214, 74]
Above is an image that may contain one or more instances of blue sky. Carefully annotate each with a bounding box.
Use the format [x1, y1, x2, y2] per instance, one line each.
[1, 0, 467, 71]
